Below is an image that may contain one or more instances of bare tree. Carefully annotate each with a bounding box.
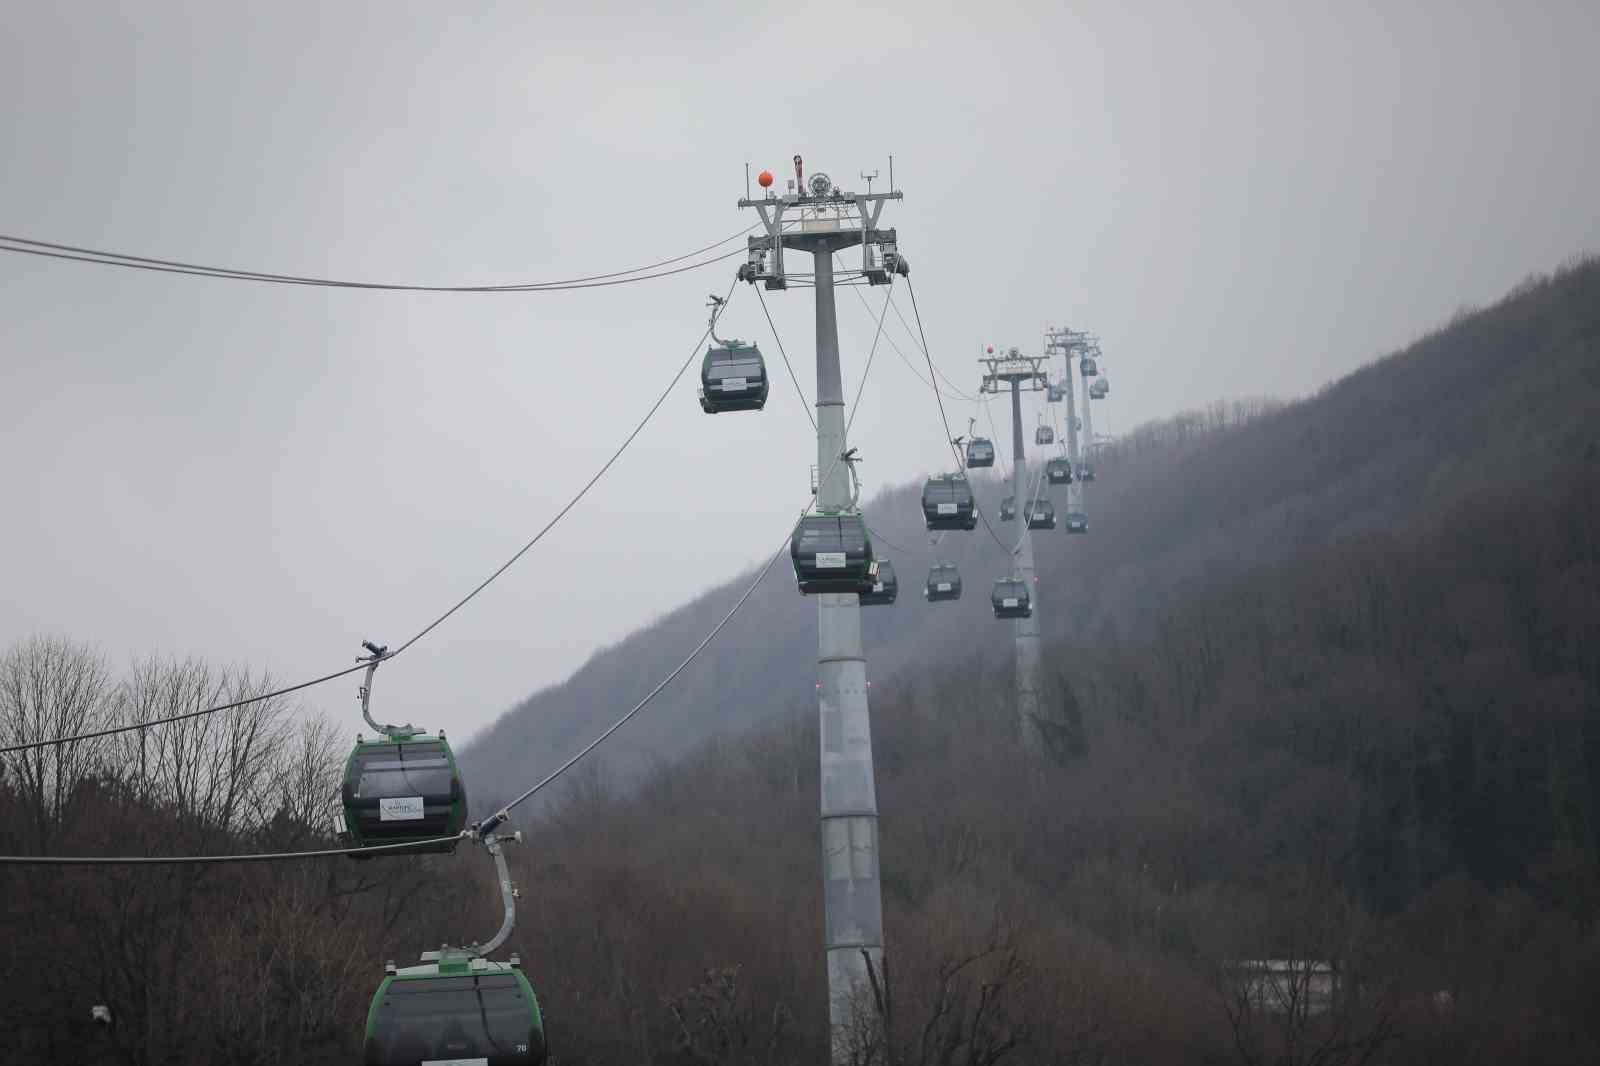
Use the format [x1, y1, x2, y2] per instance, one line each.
[112, 656, 290, 850]
[1212, 876, 1397, 1066]
[262, 711, 347, 850]
[856, 931, 1030, 1066]
[0, 635, 116, 851]
[665, 964, 794, 1066]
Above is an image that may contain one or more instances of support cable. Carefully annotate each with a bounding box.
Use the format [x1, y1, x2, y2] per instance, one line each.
[903, 277, 1017, 560]
[833, 253, 973, 403]
[473, 528, 791, 837]
[756, 285, 816, 431]
[0, 833, 469, 866]
[887, 296, 978, 401]
[0, 226, 754, 292]
[9, 491, 799, 865]
[10, 273, 899, 858]
[0, 279, 740, 755]
[470, 273, 895, 838]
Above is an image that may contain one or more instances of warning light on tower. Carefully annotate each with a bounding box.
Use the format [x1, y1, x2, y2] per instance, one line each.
[758, 170, 774, 188]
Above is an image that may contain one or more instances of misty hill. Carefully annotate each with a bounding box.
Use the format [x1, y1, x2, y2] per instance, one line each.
[8, 259, 1596, 1065]
[461, 258, 1600, 816]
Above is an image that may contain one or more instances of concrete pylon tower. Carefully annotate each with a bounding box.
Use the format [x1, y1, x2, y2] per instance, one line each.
[981, 346, 1049, 755]
[1047, 328, 1091, 513]
[739, 158, 905, 1063]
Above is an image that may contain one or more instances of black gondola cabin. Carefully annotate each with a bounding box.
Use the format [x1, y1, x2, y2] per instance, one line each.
[341, 734, 467, 856]
[698, 344, 770, 413]
[365, 955, 546, 1066]
[860, 559, 898, 606]
[921, 474, 978, 531]
[1025, 497, 1056, 529]
[791, 514, 875, 594]
[925, 563, 962, 602]
[1046, 457, 1073, 485]
[1035, 425, 1055, 446]
[991, 578, 1032, 619]
[965, 437, 995, 468]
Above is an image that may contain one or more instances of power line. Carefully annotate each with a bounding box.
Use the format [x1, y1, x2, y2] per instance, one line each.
[0, 279, 739, 755]
[0, 226, 754, 292]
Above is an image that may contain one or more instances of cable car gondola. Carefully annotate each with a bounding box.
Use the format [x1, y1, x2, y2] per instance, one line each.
[1065, 511, 1089, 534]
[921, 474, 977, 531]
[366, 955, 547, 1066]
[1045, 457, 1073, 485]
[965, 437, 995, 468]
[991, 578, 1032, 619]
[1090, 378, 1108, 399]
[341, 735, 468, 856]
[999, 495, 1016, 522]
[698, 342, 770, 413]
[860, 558, 898, 605]
[924, 563, 962, 602]
[1047, 382, 1065, 403]
[791, 513, 875, 594]
[1079, 357, 1098, 378]
[1077, 462, 1096, 483]
[1035, 425, 1055, 446]
[1025, 497, 1056, 530]
[339, 644, 468, 858]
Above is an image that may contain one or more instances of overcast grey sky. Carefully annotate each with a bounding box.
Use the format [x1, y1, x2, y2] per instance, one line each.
[3, 1, 1597, 744]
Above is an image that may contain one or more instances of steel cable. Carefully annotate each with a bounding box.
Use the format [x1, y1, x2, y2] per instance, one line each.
[904, 277, 1017, 560]
[0, 278, 740, 754]
[0, 226, 754, 292]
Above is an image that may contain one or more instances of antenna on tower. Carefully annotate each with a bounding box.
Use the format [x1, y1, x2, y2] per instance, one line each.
[860, 169, 879, 195]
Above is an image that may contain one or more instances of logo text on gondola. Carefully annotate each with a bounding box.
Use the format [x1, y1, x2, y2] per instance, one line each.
[379, 796, 425, 821]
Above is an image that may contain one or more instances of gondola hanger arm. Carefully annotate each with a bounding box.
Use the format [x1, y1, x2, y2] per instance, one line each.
[357, 641, 416, 740]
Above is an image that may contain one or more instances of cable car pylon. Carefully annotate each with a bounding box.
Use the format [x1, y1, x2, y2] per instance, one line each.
[980, 346, 1048, 756]
[1048, 328, 1093, 532]
[740, 154, 904, 1062]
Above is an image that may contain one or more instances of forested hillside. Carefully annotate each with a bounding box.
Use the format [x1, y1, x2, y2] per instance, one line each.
[462, 256, 1600, 820]
[4, 257, 1597, 1064]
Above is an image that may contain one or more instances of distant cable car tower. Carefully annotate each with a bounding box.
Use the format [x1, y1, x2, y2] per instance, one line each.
[980, 346, 1049, 756]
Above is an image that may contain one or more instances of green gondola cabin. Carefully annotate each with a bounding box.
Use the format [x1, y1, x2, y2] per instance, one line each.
[365, 954, 546, 1066]
[341, 733, 468, 856]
